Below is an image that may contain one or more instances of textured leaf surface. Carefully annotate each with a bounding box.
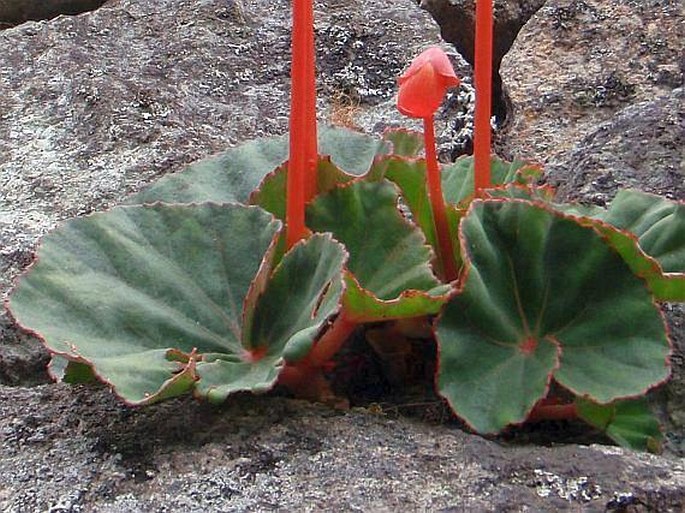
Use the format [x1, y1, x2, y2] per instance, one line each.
[604, 190, 684, 300]
[9, 204, 281, 403]
[196, 233, 347, 401]
[128, 126, 387, 206]
[436, 200, 670, 433]
[554, 190, 684, 300]
[576, 398, 663, 452]
[382, 128, 424, 157]
[9, 204, 347, 404]
[307, 180, 449, 321]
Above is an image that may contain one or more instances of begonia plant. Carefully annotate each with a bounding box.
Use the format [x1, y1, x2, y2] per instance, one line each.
[6, 0, 684, 452]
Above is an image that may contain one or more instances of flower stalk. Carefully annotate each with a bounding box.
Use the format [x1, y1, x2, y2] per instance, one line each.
[423, 117, 459, 282]
[397, 47, 461, 282]
[473, 0, 493, 195]
[287, 0, 318, 249]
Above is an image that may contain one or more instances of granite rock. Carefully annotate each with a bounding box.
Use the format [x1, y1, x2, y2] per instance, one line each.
[1, 384, 684, 512]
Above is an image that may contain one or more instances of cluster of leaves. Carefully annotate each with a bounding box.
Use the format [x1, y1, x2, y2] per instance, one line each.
[8, 126, 683, 451]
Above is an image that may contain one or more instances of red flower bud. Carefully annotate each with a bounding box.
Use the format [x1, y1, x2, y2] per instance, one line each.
[397, 47, 460, 119]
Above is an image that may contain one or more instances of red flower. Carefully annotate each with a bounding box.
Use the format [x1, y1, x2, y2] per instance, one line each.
[397, 47, 460, 119]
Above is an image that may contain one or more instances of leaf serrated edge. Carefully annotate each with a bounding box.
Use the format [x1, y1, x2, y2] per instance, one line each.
[5, 202, 283, 404]
[441, 198, 672, 411]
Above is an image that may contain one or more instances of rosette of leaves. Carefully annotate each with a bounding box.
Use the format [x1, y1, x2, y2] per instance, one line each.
[8, 203, 347, 404]
[251, 168, 452, 322]
[435, 199, 672, 444]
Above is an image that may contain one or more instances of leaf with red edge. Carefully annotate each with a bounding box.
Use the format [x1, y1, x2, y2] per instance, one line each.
[436, 200, 670, 434]
[556, 190, 685, 301]
[8, 203, 347, 405]
[306, 180, 451, 322]
[249, 157, 356, 221]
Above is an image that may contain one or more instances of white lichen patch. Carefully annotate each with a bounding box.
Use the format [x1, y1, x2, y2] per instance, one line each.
[532, 469, 603, 502]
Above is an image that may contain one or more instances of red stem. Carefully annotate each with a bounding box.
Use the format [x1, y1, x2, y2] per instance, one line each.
[287, 0, 318, 249]
[278, 310, 357, 398]
[304, 4, 318, 204]
[527, 402, 578, 422]
[473, 0, 493, 195]
[423, 117, 459, 283]
[306, 310, 357, 367]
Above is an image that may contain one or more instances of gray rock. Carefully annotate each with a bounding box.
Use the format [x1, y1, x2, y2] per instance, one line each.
[1, 384, 684, 512]
[547, 88, 684, 205]
[500, 0, 684, 167]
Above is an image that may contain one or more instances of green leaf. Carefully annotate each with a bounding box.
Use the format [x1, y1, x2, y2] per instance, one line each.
[318, 125, 390, 175]
[604, 190, 684, 300]
[576, 397, 663, 452]
[48, 356, 96, 384]
[196, 233, 347, 401]
[249, 158, 356, 221]
[382, 128, 424, 157]
[127, 126, 388, 206]
[9, 204, 280, 403]
[8, 204, 347, 404]
[553, 190, 684, 301]
[436, 200, 670, 434]
[306, 180, 450, 322]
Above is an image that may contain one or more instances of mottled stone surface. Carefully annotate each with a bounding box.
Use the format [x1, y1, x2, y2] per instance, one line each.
[1, 384, 684, 512]
[500, 0, 684, 167]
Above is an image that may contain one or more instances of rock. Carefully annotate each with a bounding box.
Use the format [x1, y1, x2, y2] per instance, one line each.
[499, 0, 684, 167]
[0, 0, 107, 28]
[419, 0, 547, 121]
[548, 87, 684, 205]
[1, 384, 684, 512]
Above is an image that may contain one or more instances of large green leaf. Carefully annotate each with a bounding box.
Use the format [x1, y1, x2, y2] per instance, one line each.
[576, 397, 663, 452]
[127, 126, 388, 206]
[8, 204, 347, 404]
[553, 190, 684, 301]
[306, 180, 451, 322]
[436, 200, 670, 434]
